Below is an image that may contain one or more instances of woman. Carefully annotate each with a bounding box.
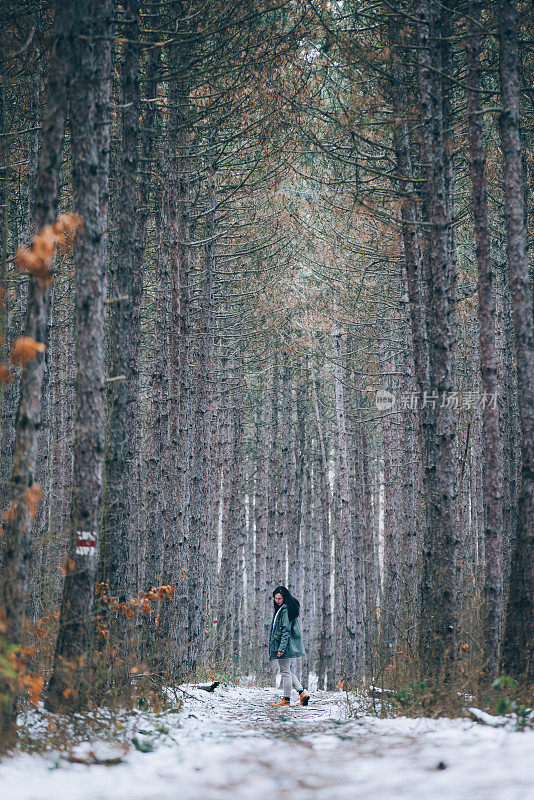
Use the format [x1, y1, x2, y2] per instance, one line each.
[269, 585, 310, 707]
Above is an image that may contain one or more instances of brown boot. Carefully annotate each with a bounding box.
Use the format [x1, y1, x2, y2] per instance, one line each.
[299, 690, 310, 706]
[272, 697, 290, 706]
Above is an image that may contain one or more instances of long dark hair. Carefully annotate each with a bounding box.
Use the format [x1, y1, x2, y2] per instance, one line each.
[272, 585, 300, 621]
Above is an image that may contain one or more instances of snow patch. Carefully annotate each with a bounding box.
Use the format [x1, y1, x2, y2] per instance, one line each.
[1, 683, 533, 800]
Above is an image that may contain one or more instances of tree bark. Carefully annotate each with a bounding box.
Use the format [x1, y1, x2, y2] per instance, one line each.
[0, 0, 71, 739]
[47, 0, 114, 711]
[333, 315, 365, 681]
[498, 0, 534, 682]
[142, 170, 170, 670]
[465, 0, 504, 680]
[311, 367, 333, 689]
[416, 0, 459, 683]
[100, 0, 140, 608]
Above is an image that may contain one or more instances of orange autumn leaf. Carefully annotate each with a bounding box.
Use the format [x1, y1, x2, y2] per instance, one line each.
[2, 502, 16, 523]
[16, 247, 53, 287]
[25, 483, 44, 518]
[7, 651, 18, 669]
[30, 675, 45, 704]
[16, 213, 82, 287]
[32, 227, 56, 262]
[20, 674, 44, 706]
[140, 598, 151, 615]
[61, 558, 75, 576]
[11, 337, 46, 366]
[0, 364, 13, 382]
[94, 582, 174, 622]
[52, 213, 82, 248]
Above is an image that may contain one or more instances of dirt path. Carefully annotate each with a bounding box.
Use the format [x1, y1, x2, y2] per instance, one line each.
[1, 684, 532, 800]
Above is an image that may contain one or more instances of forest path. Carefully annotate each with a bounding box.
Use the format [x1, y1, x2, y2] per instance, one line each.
[1, 683, 533, 800]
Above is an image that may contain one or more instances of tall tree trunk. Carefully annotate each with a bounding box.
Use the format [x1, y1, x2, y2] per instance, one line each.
[47, 0, 114, 711]
[132, 42, 159, 610]
[191, 173, 218, 666]
[0, 44, 8, 416]
[160, 72, 194, 679]
[498, 0, 534, 682]
[496, 231, 519, 606]
[100, 0, 140, 611]
[229, 356, 245, 669]
[378, 329, 403, 656]
[281, 354, 298, 589]
[416, 0, 459, 683]
[267, 359, 281, 583]
[293, 361, 307, 605]
[254, 375, 272, 677]
[142, 181, 170, 669]
[333, 316, 365, 681]
[215, 348, 233, 662]
[311, 366, 333, 689]
[388, 26, 431, 661]
[0, 0, 71, 740]
[465, 0, 504, 680]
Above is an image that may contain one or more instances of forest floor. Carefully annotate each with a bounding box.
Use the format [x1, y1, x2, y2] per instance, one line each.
[0, 681, 533, 800]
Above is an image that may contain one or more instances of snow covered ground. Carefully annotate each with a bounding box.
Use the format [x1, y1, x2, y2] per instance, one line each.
[1, 683, 533, 800]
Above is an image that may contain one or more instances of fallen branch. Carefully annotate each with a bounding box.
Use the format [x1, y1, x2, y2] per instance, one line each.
[468, 707, 509, 727]
[67, 751, 124, 766]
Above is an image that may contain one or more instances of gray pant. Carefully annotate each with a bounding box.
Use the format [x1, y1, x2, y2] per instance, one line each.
[277, 658, 303, 698]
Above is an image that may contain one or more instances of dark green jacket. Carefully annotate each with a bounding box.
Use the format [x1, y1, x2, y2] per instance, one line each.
[268, 604, 305, 660]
